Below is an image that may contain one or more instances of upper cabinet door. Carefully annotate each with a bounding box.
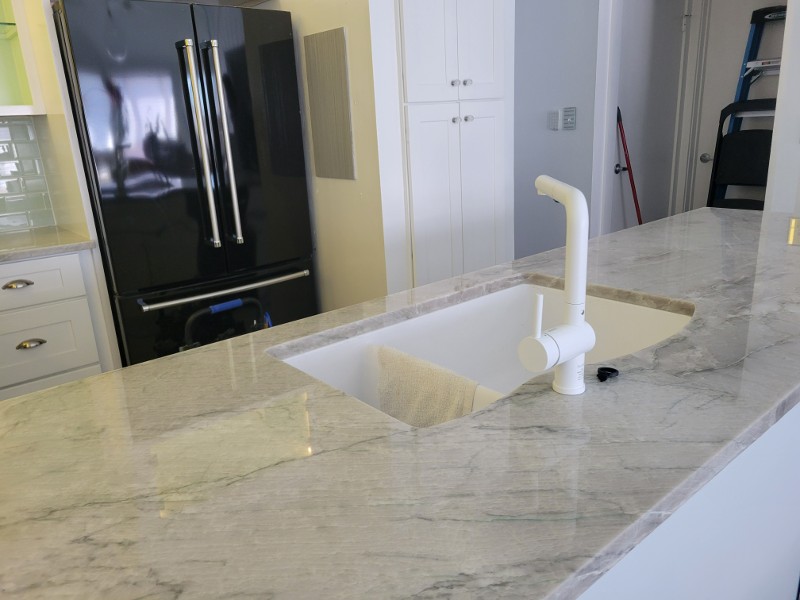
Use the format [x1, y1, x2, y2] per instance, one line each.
[402, 0, 459, 103]
[402, 0, 504, 103]
[455, 0, 504, 101]
[0, 0, 45, 114]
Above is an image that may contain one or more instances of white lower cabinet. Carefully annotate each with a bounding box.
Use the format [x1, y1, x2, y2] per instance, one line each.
[578, 402, 800, 600]
[0, 253, 100, 399]
[406, 100, 507, 286]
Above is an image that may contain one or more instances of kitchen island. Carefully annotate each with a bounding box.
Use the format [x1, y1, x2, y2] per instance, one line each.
[1, 208, 799, 598]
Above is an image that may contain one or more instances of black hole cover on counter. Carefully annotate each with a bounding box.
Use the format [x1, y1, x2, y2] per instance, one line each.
[597, 367, 620, 382]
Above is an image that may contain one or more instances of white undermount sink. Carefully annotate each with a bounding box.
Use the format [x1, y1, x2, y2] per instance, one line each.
[284, 283, 693, 416]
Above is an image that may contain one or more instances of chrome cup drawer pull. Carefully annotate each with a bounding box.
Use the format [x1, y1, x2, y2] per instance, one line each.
[16, 338, 47, 350]
[3, 279, 34, 290]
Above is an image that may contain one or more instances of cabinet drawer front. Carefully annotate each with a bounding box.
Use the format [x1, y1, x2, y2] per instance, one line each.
[0, 254, 86, 311]
[0, 298, 99, 388]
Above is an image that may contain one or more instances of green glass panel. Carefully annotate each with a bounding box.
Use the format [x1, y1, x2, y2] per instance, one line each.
[0, 0, 33, 106]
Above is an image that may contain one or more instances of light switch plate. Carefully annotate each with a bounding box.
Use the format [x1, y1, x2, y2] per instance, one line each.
[563, 106, 577, 130]
[548, 110, 562, 131]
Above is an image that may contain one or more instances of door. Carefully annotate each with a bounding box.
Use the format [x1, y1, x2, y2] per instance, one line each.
[406, 101, 505, 285]
[401, 0, 459, 103]
[681, 0, 784, 211]
[455, 0, 504, 100]
[115, 261, 316, 365]
[401, 0, 503, 103]
[192, 6, 313, 274]
[57, 0, 228, 294]
[459, 100, 505, 273]
[406, 103, 463, 286]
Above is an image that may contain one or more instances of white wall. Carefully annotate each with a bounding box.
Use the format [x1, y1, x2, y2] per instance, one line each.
[514, 1, 600, 259]
[514, 0, 683, 260]
[260, 0, 388, 311]
[766, 0, 800, 213]
[613, 0, 684, 227]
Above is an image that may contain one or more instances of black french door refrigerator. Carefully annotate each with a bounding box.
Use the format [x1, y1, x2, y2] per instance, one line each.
[54, 0, 318, 365]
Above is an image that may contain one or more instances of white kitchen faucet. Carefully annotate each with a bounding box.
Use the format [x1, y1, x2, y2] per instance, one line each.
[518, 176, 596, 395]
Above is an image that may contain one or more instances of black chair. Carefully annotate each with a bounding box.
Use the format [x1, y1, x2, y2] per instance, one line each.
[706, 98, 776, 210]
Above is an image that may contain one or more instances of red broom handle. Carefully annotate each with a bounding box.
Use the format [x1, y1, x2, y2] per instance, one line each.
[617, 107, 643, 226]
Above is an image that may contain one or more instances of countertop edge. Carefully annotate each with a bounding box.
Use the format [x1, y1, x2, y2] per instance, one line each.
[0, 227, 96, 262]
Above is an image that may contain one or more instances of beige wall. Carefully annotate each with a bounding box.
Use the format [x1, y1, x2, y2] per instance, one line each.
[22, 0, 91, 237]
[260, 0, 388, 311]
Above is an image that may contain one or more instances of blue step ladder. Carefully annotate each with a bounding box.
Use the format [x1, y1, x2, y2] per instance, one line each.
[729, 4, 786, 132]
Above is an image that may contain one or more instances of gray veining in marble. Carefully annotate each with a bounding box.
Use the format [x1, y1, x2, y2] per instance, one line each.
[1, 208, 799, 599]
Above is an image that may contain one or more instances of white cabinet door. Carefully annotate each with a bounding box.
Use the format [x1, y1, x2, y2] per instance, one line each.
[0, 254, 86, 311]
[402, 0, 504, 103]
[455, 0, 504, 100]
[459, 100, 505, 273]
[406, 103, 464, 286]
[407, 101, 507, 286]
[401, 0, 459, 103]
[0, 298, 99, 388]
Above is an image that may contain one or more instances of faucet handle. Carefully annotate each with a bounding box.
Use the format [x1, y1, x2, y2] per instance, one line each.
[532, 293, 544, 338]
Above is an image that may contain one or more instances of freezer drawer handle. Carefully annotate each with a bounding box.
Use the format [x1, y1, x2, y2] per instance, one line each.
[178, 39, 222, 249]
[203, 40, 244, 245]
[3, 279, 34, 290]
[16, 338, 47, 350]
[137, 269, 311, 313]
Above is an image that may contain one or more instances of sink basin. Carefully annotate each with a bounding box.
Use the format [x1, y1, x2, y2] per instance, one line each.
[283, 283, 693, 418]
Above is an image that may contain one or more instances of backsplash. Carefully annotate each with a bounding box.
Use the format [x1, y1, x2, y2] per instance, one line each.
[0, 117, 55, 232]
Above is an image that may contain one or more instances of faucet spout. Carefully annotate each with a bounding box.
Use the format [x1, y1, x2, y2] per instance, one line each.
[518, 176, 595, 395]
[534, 175, 589, 317]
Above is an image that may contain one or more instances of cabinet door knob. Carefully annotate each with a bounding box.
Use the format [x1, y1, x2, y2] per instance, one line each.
[451, 116, 462, 124]
[463, 115, 475, 122]
[16, 338, 47, 350]
[450, 79, 461, 87]
[2, 279, 34, 290]
[462, 78, 473, 86]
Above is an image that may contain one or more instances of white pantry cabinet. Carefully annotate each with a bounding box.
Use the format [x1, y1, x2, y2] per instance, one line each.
[0, 253, 101, 399]
[401, 0, 504, 103]
[398, 0, 512, 288]
[407, 100, 506, 285]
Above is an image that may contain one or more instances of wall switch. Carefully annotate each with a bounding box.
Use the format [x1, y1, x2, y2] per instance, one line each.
[563, 106, 577, 130]
[548, 109, 562, 131]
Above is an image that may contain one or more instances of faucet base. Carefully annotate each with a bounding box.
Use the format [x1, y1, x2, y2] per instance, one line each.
[552, 356, 587, 395]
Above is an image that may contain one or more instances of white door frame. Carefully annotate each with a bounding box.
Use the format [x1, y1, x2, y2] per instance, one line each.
[591, 0, 622, 237]
[369, 0, 414, 294]
[669, 0, 712, 215]
[592, 0, 708, 230]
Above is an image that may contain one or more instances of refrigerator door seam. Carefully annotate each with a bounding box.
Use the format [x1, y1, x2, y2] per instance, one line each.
[202, 39, 245, 245]
[178, 38, 222, 248]
[136, 270, 311, 313]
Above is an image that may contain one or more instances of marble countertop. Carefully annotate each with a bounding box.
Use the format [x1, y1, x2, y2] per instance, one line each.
[2, 208, 799, 599]
[0, 226, 95, 262]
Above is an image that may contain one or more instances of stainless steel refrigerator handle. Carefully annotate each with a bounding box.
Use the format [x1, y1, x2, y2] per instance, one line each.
[137, 270, 311, 313]
[179, 39, 222, 248]
[205, 40, 244, 245]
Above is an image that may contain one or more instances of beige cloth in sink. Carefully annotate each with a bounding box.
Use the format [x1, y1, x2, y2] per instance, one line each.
[375, 345, 479, 428]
